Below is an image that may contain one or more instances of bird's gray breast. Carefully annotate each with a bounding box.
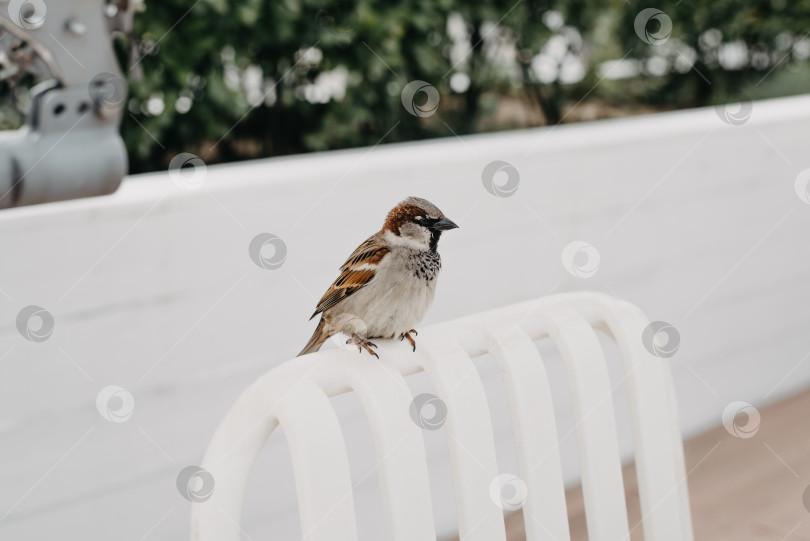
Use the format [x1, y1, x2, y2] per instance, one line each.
[406, 250, 442, 282]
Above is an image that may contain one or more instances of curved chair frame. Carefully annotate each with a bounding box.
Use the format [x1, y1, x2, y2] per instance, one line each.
[190, 292, 693, 541]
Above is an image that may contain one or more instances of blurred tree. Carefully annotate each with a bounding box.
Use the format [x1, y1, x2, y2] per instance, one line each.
[121, 0, 617, 172]
[123, 0, 456, 171]
[615, 1, 810, 109]
[3, 0, 808, 173]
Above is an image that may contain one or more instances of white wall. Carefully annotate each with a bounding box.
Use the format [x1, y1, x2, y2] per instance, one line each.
[2, 94, 809, 540]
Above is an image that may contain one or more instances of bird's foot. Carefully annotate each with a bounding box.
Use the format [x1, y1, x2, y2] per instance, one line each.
[399, 329, 418, 352]
[347, 333, 379, 358]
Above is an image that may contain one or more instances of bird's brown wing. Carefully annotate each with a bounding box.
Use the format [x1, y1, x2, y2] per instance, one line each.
[310, 234, 389, 319]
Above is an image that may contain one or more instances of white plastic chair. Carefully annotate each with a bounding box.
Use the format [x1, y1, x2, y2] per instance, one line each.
[189, 292, 693, 541]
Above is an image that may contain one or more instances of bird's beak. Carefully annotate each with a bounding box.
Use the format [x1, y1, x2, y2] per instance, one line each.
[432, 217, 459, 231]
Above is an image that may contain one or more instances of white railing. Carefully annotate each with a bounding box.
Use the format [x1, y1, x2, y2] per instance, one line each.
[190, 292, 693, 541]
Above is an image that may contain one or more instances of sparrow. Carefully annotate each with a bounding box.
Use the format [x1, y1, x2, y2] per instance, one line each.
[298, 197, 458, 358]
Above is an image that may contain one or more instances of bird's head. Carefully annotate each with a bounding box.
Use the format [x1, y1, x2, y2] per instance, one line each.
[383, 196, 458, 251]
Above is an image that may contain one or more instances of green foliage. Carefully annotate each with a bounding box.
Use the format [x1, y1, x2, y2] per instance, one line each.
[122, 0, 609, 172]
[615, 0, 810, 107]
[16, 0, 810, 172]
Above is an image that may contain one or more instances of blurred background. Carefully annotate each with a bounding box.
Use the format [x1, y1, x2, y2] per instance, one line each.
[2, 1, 810, 540]
[3, 0, 810, 172]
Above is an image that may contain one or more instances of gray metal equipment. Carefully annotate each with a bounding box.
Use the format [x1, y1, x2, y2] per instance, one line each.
[0, 0, 137, 209]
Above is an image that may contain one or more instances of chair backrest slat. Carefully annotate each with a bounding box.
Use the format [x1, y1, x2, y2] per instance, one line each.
[539, 311, 632, 540]
[279, 381, 358, 541]
[489, 328, 572, 541]
[420, 339, 508, 541]
[597, 299, 694, 541]
[339, 359, 437, 540]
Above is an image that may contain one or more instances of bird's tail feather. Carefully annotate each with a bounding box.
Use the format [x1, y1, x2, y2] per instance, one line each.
[298, 318, 330, 357]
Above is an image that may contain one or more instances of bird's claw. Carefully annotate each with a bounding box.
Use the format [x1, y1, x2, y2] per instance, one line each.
[347, 334, 379, 358]
[400, 329, 418, 352]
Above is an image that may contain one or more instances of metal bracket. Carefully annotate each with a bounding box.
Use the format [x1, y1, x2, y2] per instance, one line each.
[0, 0, 138, 209]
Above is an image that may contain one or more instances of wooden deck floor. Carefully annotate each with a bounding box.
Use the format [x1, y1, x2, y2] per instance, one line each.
[500, 389, 810, 540]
